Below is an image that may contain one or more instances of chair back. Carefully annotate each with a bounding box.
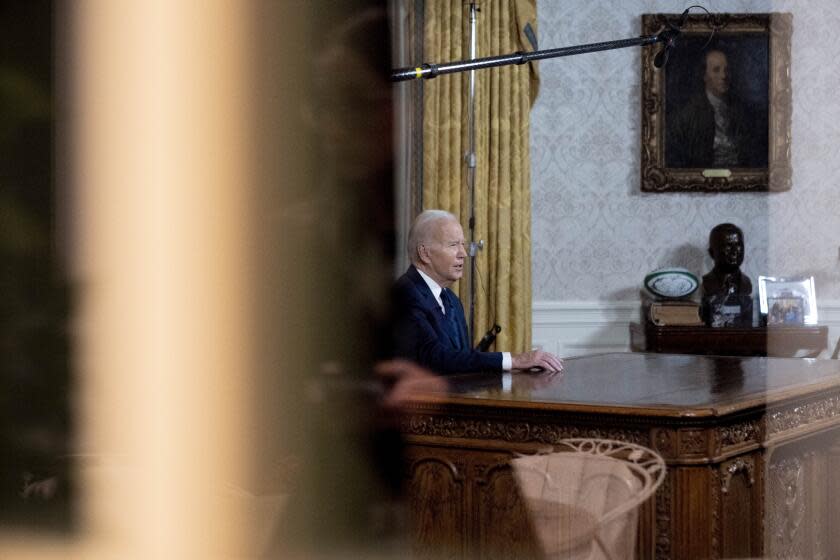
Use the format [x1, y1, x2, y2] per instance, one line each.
[511, 439, 666, 560]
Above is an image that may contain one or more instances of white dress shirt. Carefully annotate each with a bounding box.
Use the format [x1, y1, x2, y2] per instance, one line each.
[706, 90, 738, 166]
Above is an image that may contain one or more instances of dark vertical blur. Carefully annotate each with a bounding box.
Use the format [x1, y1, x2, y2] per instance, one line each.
[0, 0, 72, 531]
[249, 0, 399, 555]
[0, 0, 400, 552]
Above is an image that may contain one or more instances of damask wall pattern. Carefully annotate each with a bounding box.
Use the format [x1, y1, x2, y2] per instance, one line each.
[531, 0, 840, 303]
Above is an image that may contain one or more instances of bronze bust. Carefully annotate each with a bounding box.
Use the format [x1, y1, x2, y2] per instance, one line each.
[702, 223, 752, 297]
[702, 223, 753, 327]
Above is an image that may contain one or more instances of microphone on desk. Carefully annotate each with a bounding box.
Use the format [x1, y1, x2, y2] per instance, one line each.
[476, 324, 501, 352]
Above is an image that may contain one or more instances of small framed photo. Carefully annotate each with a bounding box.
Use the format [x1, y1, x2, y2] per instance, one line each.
[758, 276, 818, 325]
[766, 295, 804, 325]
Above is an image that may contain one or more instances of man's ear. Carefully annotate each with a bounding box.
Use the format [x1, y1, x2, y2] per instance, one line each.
[417, 244, 431, 265]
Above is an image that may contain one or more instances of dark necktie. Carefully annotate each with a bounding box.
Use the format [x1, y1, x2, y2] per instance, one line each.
[441, 289, 464, 350]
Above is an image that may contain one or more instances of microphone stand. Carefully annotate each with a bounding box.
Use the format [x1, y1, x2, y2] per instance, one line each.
[465, 2, 479, 345]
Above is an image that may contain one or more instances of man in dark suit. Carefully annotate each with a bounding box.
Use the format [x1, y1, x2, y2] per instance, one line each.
[392, 209, 564, 374]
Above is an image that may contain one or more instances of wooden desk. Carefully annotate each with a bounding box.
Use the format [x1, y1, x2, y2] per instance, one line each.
[630, 322, 829, 357]
[401, 353, 840, 559]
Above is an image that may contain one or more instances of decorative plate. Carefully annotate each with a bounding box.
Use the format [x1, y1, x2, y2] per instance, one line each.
[644, 267, 699, 299]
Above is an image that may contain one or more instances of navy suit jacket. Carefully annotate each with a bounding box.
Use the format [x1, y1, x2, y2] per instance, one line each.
[392, 265, 503, 374]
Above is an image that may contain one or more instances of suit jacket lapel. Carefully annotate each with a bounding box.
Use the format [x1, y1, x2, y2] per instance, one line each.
[448, 289, 470, 350]
[441, 289, 464, 350]
[407, 265, 440, 314]
[452, 293, 469, 350]
[408, 266, 461, 350]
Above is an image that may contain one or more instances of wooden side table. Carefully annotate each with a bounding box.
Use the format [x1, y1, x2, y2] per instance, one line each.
[630, 322, 829, 357]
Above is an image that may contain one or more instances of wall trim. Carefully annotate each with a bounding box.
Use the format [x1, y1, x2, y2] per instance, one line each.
[533, 301, 640, 325]
[533, 300, 840, 358]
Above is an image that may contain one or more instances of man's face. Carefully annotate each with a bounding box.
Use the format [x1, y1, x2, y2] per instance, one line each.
[420, 219, 467, 288]
[704, 50, 729, 97]
[711, 231, 744, 270]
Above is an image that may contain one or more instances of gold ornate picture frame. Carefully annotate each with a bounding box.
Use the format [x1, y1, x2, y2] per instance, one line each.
[641, 13, 792, 192]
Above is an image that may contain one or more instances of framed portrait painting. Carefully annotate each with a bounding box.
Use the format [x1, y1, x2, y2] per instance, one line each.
[641, 13, 792, 192]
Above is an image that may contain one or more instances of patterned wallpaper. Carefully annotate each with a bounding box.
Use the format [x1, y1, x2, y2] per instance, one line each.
[531, 0, 840, 302]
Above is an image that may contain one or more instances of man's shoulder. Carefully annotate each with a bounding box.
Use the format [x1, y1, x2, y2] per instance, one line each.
[394, 266, 420, 291]
[725, 92, 748, 106]
[393, 266, 429, 306]
[671, 94, 712, 130]
[726, 94, 762, 121]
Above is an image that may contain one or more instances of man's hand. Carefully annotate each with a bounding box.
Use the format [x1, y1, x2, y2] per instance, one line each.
[511, 350, 564, 372]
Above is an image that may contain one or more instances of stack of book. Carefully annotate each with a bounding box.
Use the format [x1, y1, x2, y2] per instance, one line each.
[645, 300, 703, 326]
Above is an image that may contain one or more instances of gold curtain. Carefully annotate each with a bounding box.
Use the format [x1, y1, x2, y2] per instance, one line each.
[422, 0, 538, 353]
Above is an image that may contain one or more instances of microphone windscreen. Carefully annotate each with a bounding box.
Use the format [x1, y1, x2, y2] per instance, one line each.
[678, 7, 691, 28]
[654, 46, 668, 68]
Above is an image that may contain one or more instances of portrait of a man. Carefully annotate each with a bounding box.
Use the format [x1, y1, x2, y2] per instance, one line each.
[664, 37, 769, 169]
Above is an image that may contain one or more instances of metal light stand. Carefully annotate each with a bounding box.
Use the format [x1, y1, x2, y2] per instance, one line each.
[465, 2, 480, 343]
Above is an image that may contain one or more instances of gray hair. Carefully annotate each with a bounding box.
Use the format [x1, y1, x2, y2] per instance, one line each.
[407, 209, 458, 264]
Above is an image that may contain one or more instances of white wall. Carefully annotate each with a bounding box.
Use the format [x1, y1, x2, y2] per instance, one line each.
[531, 1, 840, 356]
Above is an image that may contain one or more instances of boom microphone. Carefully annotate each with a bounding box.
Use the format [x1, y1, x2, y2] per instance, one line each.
[653, 7, 691, 68]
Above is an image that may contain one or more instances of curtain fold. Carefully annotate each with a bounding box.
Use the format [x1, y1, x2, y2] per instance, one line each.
[421, 0, 538, 353]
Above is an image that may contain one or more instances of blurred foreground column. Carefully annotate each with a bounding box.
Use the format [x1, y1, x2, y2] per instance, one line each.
[69, 1, 255, 557]
[1, 1, 399, 557]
